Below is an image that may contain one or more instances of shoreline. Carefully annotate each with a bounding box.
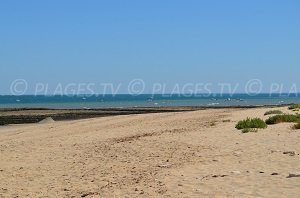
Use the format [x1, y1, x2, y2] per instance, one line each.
[0, 104, 292, 125]
[0, 103, 293, 110]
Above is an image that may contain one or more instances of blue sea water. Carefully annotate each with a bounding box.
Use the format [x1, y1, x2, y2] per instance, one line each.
[0, 94, 299, 109]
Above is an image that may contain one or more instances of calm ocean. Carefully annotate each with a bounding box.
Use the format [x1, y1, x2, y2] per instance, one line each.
[0, 94, 299, 109]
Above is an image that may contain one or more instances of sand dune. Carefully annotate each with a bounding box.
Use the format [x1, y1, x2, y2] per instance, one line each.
[0, 107, 300, 197]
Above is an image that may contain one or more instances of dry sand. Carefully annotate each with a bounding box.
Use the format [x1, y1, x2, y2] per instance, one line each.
[0, 107, 300, 197]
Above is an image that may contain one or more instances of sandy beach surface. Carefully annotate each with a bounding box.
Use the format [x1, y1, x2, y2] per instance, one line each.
[0, 107, 300, 197]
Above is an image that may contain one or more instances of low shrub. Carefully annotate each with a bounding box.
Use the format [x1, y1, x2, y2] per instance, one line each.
[288, 104, 300, 110]
[292, 122, 300, 130]
[265, 114, 300, 125]
[264, 110, 283, 116]
[236, 118, 267, 130]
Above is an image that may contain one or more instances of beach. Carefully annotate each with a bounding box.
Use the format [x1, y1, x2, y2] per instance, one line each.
[0, 107, 300, 197]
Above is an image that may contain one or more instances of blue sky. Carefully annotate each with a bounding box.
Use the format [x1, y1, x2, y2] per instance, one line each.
[1, 0, 300, 94]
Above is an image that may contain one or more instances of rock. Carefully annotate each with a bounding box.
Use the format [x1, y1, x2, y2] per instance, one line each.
[212, 174, 228, 178]
[231, 171, 241, 174]
[283, 151, 295, 156]
[271, 173, 279, 175]
[157, 163, 172, 168]
[271, 150, 280, 153]
[233, 151, 242, 157]
[287, 172, 300, 178]
[81, 192, 92, 198]
[39, 117, 55, 124]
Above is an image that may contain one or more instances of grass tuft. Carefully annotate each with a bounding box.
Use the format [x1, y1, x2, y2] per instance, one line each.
[265, 114, 300, 125]
[292, 122, 300, 130]
[264, 110, 283, 116]
[288, 104, 300, 110]
[222, 119, 231, 122]
[236, 118, 267, 130]
[210, 122, 216, 126]
[241, 128, 258, 133]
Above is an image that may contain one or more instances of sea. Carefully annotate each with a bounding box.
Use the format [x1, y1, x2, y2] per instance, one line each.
[0, 94, 299, 109]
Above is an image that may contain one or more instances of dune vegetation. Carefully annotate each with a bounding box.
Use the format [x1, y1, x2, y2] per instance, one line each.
[236, 118, 267, 130]
[264, 110, 283, 115]
[265, 114, 300, 125]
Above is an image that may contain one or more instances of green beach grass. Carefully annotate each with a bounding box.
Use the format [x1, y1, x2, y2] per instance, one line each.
[264, 110, 283, 116]
[292, 122, 300, 130]
[265, 114, 300, 125]
[288, 104, 300, 110]
[236, 118, 267, 130]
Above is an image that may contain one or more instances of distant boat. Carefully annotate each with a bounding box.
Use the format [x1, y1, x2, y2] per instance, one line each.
[234, 98, 244, 102]
[208, 103, 220, 106]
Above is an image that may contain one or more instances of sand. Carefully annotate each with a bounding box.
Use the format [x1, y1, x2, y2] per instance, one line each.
[0, 107, 300, 197]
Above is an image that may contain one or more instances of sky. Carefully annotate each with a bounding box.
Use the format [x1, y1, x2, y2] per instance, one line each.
[1, 0, 300, 94]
